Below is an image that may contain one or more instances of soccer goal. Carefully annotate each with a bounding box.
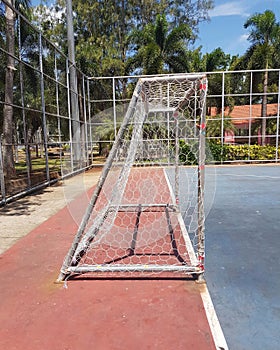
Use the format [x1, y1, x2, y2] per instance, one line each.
[57, 73, 207, 281]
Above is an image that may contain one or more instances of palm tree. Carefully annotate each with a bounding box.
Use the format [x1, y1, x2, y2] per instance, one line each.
[243, 10, 280, 145]
[206, 114, 236, 139]
[201, 48, 234, 116]
[127, 14, 193, 75]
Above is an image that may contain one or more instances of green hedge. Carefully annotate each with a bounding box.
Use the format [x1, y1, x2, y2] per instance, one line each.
[179, 140, 279, 164]
[209, 142, 279, 162]
[178, 140, 198, 165]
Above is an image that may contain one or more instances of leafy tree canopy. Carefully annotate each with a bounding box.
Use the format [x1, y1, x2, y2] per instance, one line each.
[32, 0, 214, 77]
[127, 14, 193, 75]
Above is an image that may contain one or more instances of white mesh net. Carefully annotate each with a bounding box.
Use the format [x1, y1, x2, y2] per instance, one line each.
[58, 74, 207, 280]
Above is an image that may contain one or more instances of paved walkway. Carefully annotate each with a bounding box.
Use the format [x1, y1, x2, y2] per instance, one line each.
[0, 168, 227, 350]
[0, 168, 101, 254]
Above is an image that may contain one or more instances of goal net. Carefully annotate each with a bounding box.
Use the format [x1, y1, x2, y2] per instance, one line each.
[57, 74, 207, 281]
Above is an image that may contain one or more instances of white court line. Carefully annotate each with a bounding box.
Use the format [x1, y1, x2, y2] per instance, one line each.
[219, 173, 280, 179]
[164, 168, 228, 350]
[163, 169, 198, 266]
[200, 285, 229, 350]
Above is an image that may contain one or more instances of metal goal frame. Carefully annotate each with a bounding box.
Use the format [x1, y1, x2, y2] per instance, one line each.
[57, 73, 207, 282]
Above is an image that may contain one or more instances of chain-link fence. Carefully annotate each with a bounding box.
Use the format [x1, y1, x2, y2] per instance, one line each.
[0, 0, 95, 204]
[206, 69, 280, 163]
[1, 1, 280, 205]
[88, 70, 280, 166]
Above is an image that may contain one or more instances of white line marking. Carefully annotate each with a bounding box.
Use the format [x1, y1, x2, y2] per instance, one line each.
[164, 168, 228, 349]
[163, 168, 197, 266]
[219, 173, 280, 179]
[200, 284, 229, 350]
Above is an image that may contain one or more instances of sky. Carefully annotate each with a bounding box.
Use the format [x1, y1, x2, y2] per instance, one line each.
[31, 0, 280, 57]
[198, 0, 280, 56]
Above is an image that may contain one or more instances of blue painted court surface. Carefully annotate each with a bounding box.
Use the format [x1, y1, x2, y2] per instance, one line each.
[204, 165, 280, 350]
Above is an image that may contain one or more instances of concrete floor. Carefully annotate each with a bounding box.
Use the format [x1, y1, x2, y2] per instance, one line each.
[0, 168, 220, 350]
[0, 168, 101, 254]
[2, 164, 278, 349]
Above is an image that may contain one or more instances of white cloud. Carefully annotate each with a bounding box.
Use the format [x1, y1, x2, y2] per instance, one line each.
[225, 34, 249, 55]
[238, 34, 249, 43]
[209, 1, 249, 18]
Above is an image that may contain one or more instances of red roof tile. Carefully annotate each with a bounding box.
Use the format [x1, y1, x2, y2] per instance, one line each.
[209, 103, 279, 125]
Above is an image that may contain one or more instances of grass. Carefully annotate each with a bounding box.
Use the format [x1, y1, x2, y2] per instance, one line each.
[15, 157, 62, 174]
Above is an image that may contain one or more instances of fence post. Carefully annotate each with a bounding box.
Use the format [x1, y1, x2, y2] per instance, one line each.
[0, 139, 6, 204]
[112, 77, 117, 139]
[276, 71, 280, 162]
[87, 78, 93, 163]
[54, 51, 63, 172]
[39, 33, 50, 184]
[248, 71, 253, 160]
[221, 71, 225, 148]
[66, 58, 74, 173]
[18, 16, 32, 187]
[66, 0, 81, 169]
[82, 74, 89, 166]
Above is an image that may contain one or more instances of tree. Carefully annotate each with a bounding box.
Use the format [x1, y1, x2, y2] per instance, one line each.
[2, 0, 30, 178]
[204, 47, 231, 72]
[34, 0, 214, 75]
[129, 0, 213, 34]
[127, 14, 193, 75]
[206, 114, 236, 139]
[168, 0, 214, 34]
[31, 0, 214, 113]
[195, 48, 234, 116]
[243, 10, 280, 145]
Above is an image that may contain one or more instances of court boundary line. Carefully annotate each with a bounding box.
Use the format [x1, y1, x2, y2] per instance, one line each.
[200, 287, 229, 350]
[164, 169, 198, 266]
[218, 172, 280, 179]
[164, 168, 229, 350]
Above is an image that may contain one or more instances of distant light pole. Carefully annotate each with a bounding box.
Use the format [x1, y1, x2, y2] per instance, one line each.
[66, 0, 81, 167]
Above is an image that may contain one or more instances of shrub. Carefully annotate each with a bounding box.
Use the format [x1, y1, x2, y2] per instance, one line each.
[179, 140, 198, 165]
[179, 140, 279, 164]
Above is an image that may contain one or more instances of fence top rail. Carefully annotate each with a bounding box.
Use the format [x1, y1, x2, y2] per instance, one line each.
[140, 74, 206, 83]
[87, 68, 280, 81]
[88, 72, 207, 81]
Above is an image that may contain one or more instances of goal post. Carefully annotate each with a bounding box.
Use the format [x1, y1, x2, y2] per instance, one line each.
[57, 73, 208, 282]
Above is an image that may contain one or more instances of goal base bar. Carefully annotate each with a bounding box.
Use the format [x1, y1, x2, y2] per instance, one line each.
[66, 264, 201, 274]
